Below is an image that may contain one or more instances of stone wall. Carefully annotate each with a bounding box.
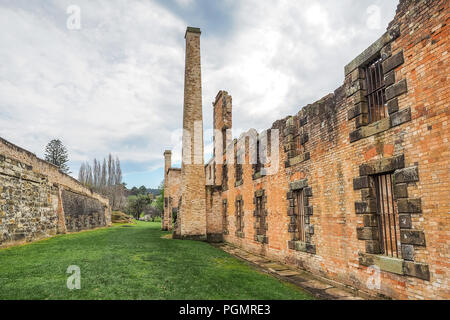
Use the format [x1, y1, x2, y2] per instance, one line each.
[0, 154, 59, 245]
[62, 190, 107, 232]
[209, 0, 448, 300]
[166, 168, 181, 230]
[0, 137, 111, 247]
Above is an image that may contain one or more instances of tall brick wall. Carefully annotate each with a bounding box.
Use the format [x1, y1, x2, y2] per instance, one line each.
[165, 1, 448, 299]
[0, 137, 111, 248]
[210, 0, 448, 299]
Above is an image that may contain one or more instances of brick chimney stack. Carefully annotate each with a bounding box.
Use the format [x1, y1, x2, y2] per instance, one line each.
[174, 26, 207, 240]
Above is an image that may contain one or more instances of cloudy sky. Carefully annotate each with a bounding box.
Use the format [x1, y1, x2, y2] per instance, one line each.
[0, 0, 399, 189]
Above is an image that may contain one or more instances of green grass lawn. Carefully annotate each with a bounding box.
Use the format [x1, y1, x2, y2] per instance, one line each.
[0, 221, 313, 300]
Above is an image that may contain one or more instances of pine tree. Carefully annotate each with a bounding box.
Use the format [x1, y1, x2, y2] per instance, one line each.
[44, 139, 70, 173]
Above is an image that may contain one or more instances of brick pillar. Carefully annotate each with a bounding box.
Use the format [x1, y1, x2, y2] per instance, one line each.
[213, 90, 232, 186]
[173, 26, 207, 240]
[56, 186, 67, 234]
[163, 150, 172, 231]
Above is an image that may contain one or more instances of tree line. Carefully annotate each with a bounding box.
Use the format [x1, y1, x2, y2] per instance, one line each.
[43, 139, 164, 220]
[78, 154, 126, 210]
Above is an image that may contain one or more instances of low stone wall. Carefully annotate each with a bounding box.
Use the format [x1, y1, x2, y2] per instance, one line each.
[0, 137, 111, 248]
[62, 190, 107, 232]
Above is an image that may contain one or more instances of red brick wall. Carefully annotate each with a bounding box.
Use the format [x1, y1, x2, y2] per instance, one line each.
[214, 0, 449, 299]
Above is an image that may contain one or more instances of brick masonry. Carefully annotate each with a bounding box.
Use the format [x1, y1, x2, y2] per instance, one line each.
[164, 1, 449, 299]
[0, 137, 111, 248]
[163, 150, 181, 231]
[173, 27, 207, 240]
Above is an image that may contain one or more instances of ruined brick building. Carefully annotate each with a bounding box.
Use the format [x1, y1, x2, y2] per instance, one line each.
[163, 0, 449, 299]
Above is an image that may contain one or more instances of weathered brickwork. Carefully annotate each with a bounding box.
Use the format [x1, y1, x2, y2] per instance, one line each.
[165, 1, 449, 300]
[164, 167, 181, 231]
[173, 27, 207, 240]
[163, 150, 180, 231]
[0, 137, 111, 248]
[206, 185, 223, 242]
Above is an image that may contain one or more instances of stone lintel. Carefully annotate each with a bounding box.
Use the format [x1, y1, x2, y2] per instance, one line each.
[345, 32, 392, 75]
[359, 154, 405, 176]
[290, 179, 308, 191]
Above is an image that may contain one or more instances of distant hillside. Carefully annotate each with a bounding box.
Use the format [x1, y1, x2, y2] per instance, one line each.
[147, 188, 161, 196]
[125, 186, 162, 197]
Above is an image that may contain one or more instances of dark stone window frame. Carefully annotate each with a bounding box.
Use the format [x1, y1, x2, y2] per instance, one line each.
[222, 164, 228, 191]
[252, 130, 271, 181]
[286, 179, 315, 254]
[283, 115, 310, 169]
[252, 137, 263, 180]
[253, 189, 268, 244]
[364, 56, 388, 124]
[234, 141, 243, 187]
[346, 30, 411, 143]
[235, 195, 245, 238]
[353, 154, 430, 281]
[222, 199, 229, 235]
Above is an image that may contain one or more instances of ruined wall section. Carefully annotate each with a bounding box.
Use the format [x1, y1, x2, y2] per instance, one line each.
[162, 150, 172, 231]
[62, 190, 107, 232]
[0, 137, 111, 247]
[219, 0, 448, 299]
[213, 90, 232, 187]
[167, 168, 181, 230]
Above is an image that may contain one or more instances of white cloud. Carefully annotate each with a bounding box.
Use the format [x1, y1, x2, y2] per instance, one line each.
[0, 0, 399, 187]
[202, 0, 398, 136]
[0, 0, 186, 175]
[175, 0, 194, 8]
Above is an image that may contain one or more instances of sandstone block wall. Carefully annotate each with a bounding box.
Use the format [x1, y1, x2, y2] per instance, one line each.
[0, 137, 111, 247]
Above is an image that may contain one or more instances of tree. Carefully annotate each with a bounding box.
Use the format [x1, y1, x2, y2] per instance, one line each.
[44, 139, 70, 173]
[127, 194, 151, 220]
[101, 159, 107, 188]
[138, 185, 148, 195]
[154, 180, 164, 215]
[77, 154, 126, 211]
[130, 186, 139, 196]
